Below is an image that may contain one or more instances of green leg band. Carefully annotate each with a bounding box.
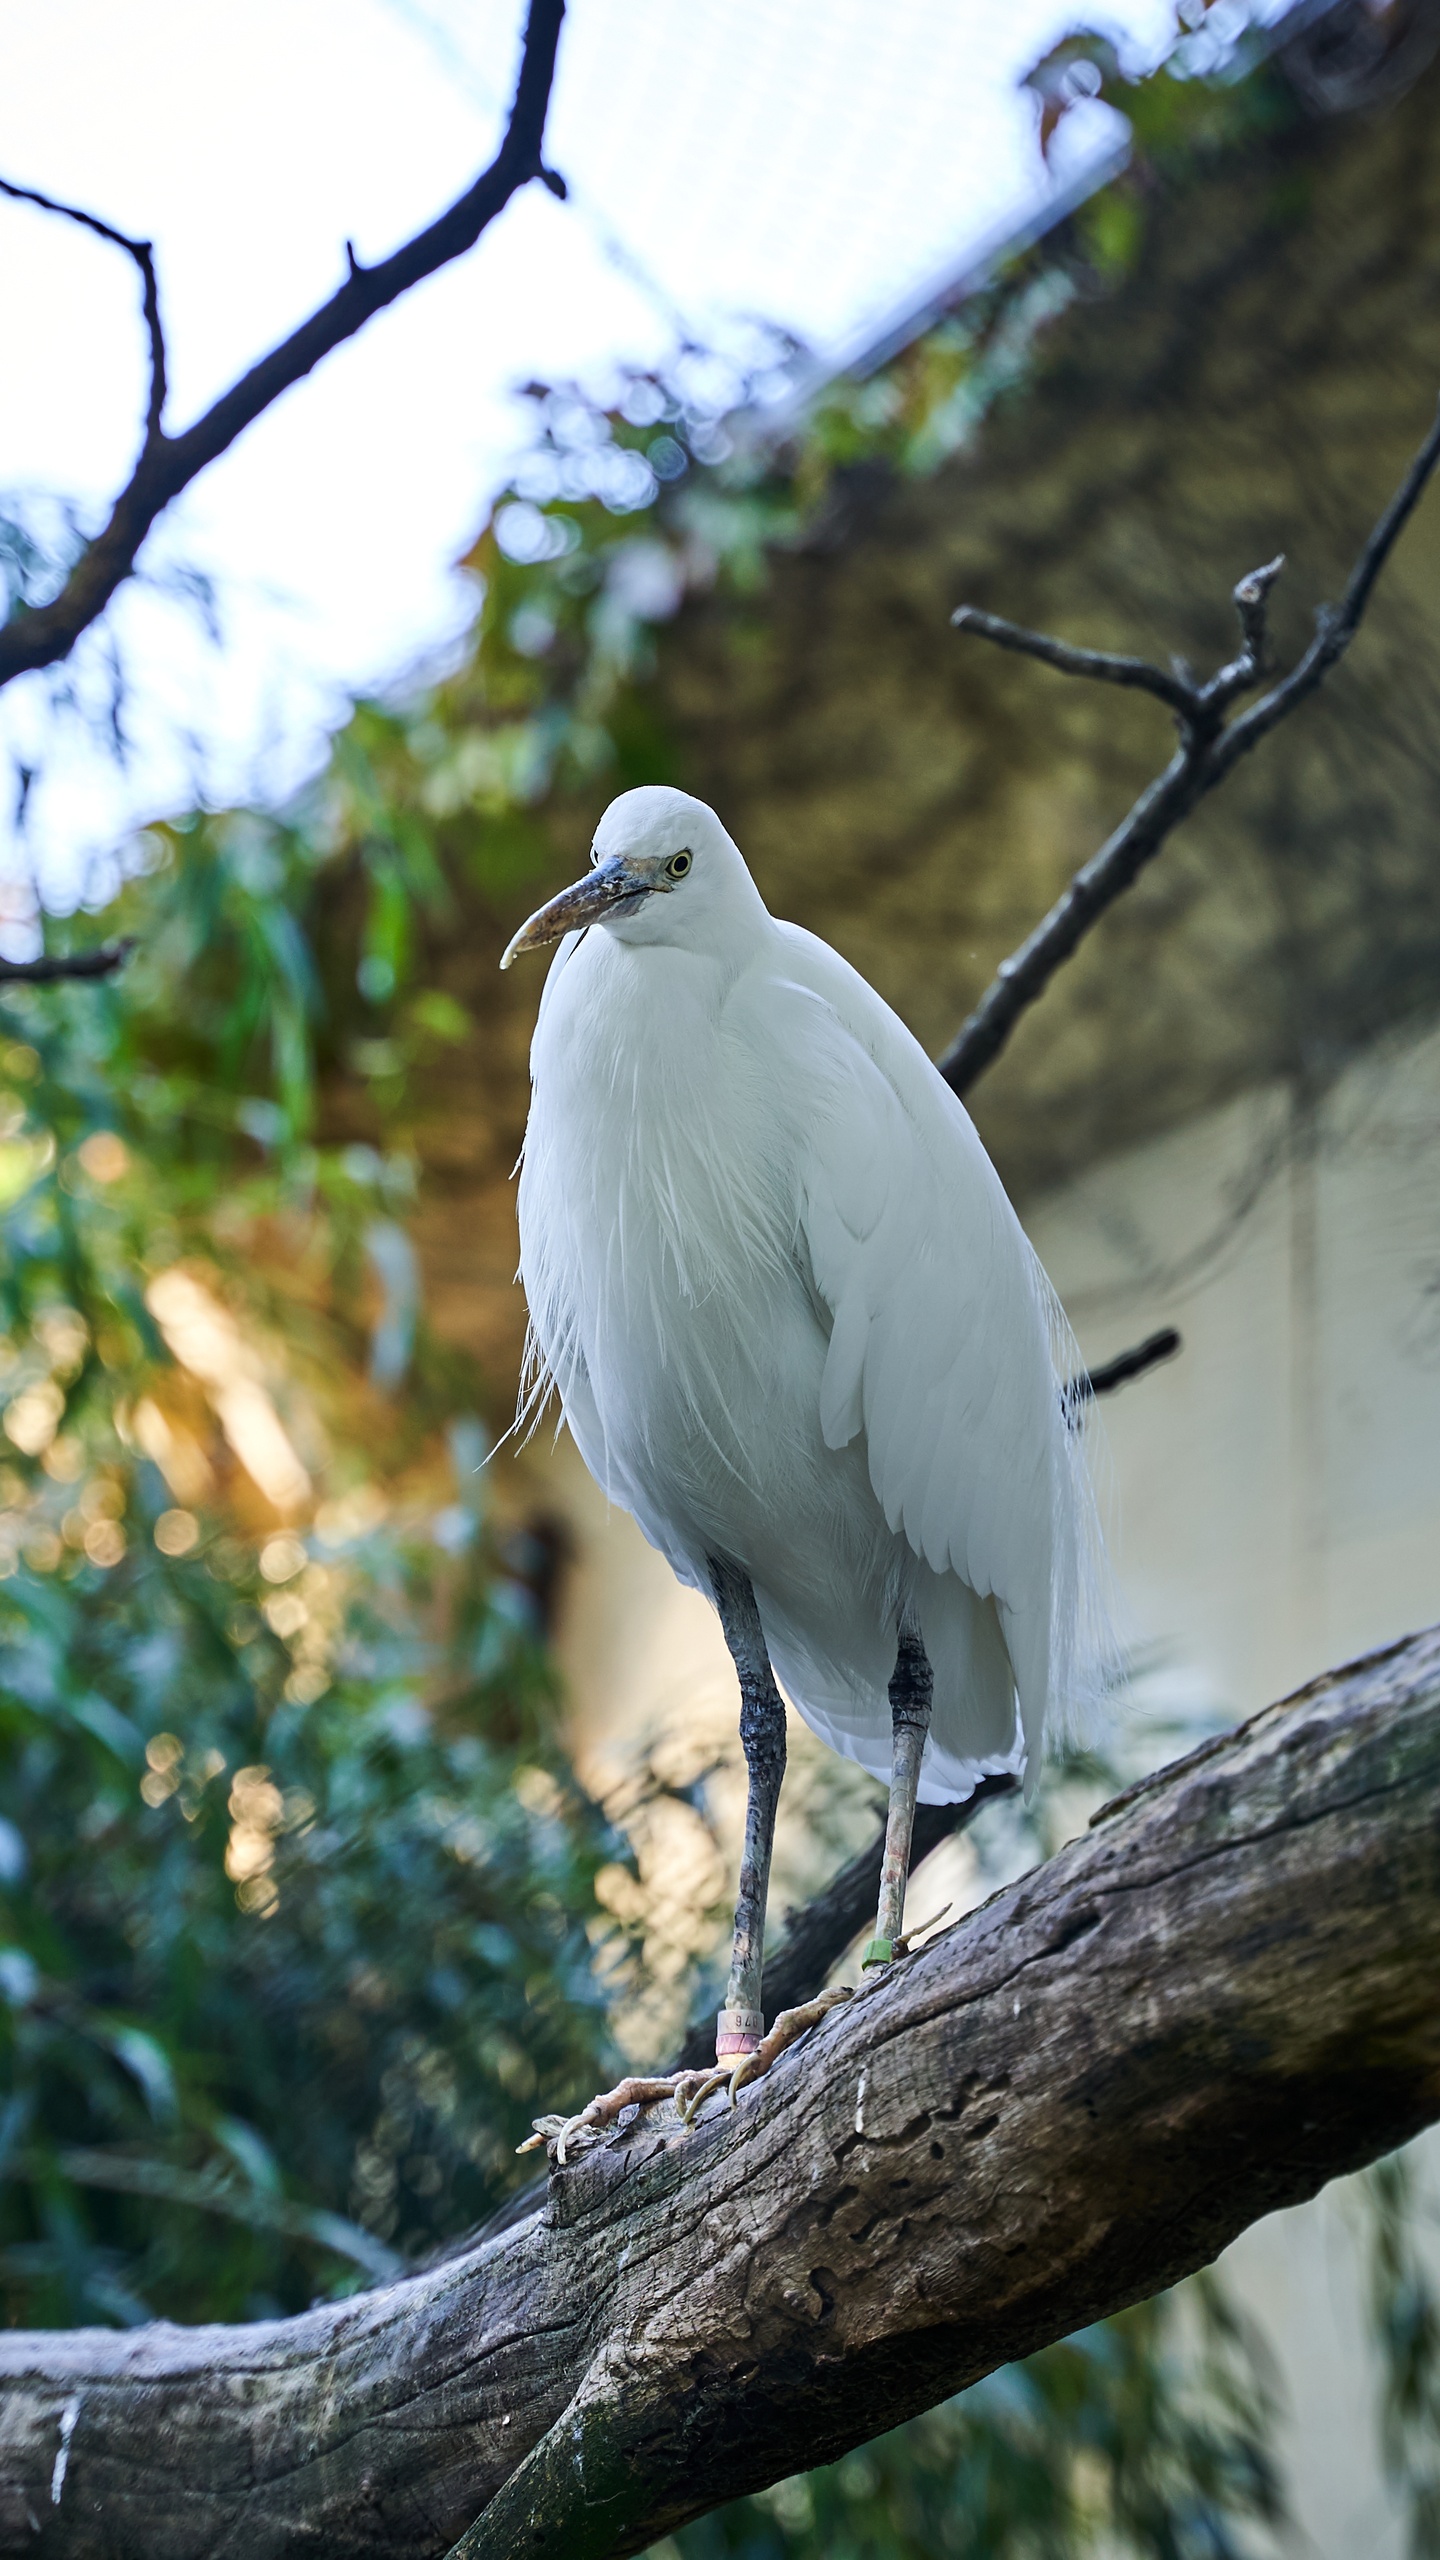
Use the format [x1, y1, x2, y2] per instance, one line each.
[861, 1935, 894, 1969]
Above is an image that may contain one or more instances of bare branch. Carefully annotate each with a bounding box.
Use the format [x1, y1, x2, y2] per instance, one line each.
[940, 400, 1440, 1096]
[0, 0, 567, 691]
[0, 176, 166, 442]
[1216, 398, 1440, 771]
[937, 739, 1199, 1092]
[1067, 1325, 1181, 1415]
[949, 603, 1198, 717]
[1194, 551, 1288, 716]
[0, 939, 134, 984]
[3, 1626, 1436, 2560]
[1230, 551, 1285, 672]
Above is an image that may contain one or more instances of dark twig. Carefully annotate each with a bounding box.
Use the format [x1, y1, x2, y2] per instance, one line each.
[1231, 553, 1285, 673]
[1066, 1327, 1181, 1418]
[1215, 413, 1440, 766]
[940, 399, 1440, 1096]
[0, 176, 167, 442]
[0, 939, 134, 984]
[949, 606, 1196, 716]
[0, 0, 566, 690]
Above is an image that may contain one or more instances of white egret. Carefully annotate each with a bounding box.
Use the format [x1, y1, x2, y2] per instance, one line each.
[503, 786, 1104, 2140]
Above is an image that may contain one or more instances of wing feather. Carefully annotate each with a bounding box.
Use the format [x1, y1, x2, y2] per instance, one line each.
[775, 924, 1105, 1767]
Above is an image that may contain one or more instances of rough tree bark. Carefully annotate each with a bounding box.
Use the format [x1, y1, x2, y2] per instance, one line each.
[3, 1623, 1437, 2560]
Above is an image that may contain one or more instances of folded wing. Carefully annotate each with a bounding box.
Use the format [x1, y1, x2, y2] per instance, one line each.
[777, 927, 1102, 1774]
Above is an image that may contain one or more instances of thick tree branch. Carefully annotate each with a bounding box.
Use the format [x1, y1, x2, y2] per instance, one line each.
[0, 0, 566, 691]
[4, 1623, 1438, 2560]
[938, 399, 1440, 1096]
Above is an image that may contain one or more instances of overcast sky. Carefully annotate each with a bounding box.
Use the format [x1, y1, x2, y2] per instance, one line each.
[0, 0, 1266, 929]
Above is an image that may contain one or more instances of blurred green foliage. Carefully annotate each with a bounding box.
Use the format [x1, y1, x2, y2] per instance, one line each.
[0, 811, 632, 2328]
[1364, 2150, 1440, 2558]
[665, 2285, 1280, 2560]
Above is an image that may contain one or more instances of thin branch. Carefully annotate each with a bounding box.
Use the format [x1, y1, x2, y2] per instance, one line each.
[1215, 405, 1440, 768]
[1230, 552, 1285, 673]
[1067, 1326, 1181, 1414]
[0, 939, 134, 984]
[949, 605, 1197, 716]
[0, 0, 567, 690]
[0, 176, 166, 441]
[939, 399, 1440, 1096]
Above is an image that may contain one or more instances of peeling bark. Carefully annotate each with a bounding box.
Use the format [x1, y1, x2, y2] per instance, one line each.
[3, 1627, 1439, 2560]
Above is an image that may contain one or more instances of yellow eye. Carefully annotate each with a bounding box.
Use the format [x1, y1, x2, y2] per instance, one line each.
[666, 849, 693, 880]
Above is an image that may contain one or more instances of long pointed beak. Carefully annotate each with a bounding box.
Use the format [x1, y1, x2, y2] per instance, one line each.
[500, 856, 650, 969]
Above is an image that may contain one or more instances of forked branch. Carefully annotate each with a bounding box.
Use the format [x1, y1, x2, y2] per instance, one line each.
[0, 179, 166, 442]
[0, 0, 567, 690]
[940, 398, 1440, 1095]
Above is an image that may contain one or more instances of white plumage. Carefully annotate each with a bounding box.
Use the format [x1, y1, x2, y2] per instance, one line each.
[510, 785, 1104, 1806]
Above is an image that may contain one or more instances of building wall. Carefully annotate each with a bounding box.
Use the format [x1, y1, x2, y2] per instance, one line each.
[1031, 1025, 1440, 1727]
[1026, 1024, 1440, 2559]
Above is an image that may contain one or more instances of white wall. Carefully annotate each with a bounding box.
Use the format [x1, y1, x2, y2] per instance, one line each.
[1027, 1021, 1440, 2559]
[1030, 1025, 1440, 1730]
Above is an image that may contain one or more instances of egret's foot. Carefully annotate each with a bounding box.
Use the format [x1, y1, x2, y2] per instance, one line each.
[677, 1985, 854, 2123]
[518, 2073, 689, 2167]
[520, 1985, 860, 2161]
[861, 1904, 953, 1971]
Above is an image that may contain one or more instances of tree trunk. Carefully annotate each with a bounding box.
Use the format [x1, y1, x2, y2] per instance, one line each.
[4, 1626, 1439, 2560]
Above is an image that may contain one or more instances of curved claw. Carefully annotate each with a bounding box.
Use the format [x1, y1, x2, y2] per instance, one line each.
[679, 1986, 856, 2122]
[525, 1987, 860, 2157]
[518, 2073, 684, 2163]
[676, 2065, 730, 2125]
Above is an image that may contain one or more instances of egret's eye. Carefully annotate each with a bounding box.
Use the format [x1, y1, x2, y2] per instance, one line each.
[666, 849, 693, 881]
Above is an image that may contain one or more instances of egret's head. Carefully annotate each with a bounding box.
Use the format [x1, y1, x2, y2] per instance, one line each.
[500, 787, 761, 969]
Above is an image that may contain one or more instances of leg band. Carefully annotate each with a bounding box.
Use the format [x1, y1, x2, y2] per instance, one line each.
[717, 2004, 764, 2058]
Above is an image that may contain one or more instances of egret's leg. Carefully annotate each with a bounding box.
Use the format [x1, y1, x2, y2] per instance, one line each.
[517, 1569, 843, 2161]
[863, 1628, 934, 1968]
[708, 1557, 787, 2064]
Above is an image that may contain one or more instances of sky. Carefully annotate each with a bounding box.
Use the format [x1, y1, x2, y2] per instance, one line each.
[0, 0, 1256, 935]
